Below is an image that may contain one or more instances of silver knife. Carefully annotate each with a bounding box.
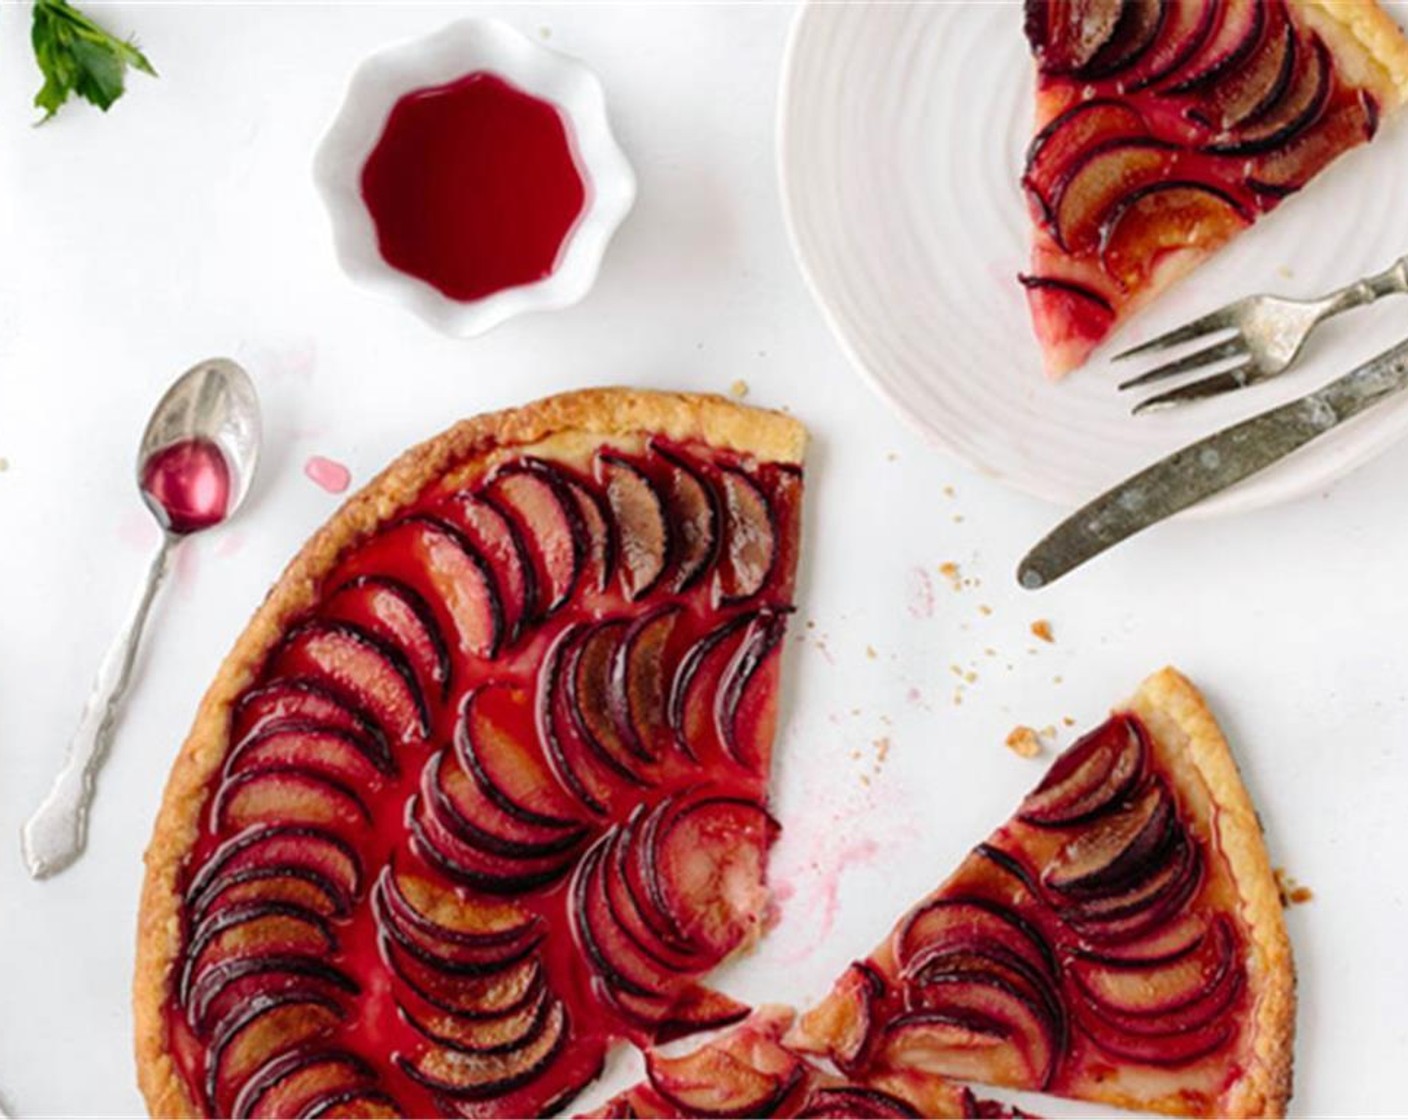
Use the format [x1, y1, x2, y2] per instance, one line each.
[1018, 335, 1408, 589]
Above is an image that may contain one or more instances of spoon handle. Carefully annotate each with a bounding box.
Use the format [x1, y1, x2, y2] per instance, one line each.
[21, 535, 176, 879]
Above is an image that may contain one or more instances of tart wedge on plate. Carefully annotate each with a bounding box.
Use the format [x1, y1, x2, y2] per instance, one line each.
[1020, 0, 1408, 376]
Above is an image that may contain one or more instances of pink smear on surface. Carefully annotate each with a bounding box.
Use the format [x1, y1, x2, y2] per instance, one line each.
[305, 455, 351, 494]
[215, 530, 246, 559]
[781, 836, 881, 964]
[763, 878, 796, 934]
[117, 511, 161, 552]
[908, 566, 935, 619]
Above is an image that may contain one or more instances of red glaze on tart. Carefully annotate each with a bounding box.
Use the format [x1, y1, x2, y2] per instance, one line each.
[581, 1007, 1021, 1120]
[135, 390, 806, 1118]
[788, 669, 1294, 1118]
[1019, 0, 1408, 376]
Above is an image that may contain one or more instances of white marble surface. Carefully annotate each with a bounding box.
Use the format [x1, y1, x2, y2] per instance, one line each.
[0, 4, 1404, 1116]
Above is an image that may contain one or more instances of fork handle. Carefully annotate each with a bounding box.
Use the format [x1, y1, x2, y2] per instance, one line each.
[1321, 255, 1408, 319]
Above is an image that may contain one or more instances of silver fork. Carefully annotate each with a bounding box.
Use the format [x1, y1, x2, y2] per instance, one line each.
[1114, 254, 1408, 414]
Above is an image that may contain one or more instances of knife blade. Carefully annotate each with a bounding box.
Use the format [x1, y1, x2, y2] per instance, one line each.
[1018, 335, 1408, 589]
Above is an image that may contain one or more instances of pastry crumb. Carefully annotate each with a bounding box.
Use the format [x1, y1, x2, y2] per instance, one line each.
[728, 379, 749, 399]
[1004, 725, 1044, 759]
[978, 604, 993, 616]
[0, 456, 9, 472]
[1274, 867, 1314, 907]
[1030, 619, 1055, 643]
[886, 451, 899, 462]
[1062, 716, 1076, 727]
[865, 645, 878, 660]
[942, 485, 955, 498]
[939, 561, 961, 587]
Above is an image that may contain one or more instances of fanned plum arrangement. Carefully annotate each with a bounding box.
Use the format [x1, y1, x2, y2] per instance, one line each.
[1019, 0, 1408, 376]
[135, 391, 807, 1118]
[789, 668, 1294, 1118]
[583, 1007, 1020, 1119]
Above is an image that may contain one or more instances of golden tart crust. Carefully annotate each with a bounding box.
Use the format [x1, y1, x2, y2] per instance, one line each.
[133, 387, 807, 1118]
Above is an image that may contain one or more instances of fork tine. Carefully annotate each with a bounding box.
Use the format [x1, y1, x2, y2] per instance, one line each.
[1131, 362, 1259, 415]
[1116, 337, 1247, 391]
[1112, 306, 1241, 362]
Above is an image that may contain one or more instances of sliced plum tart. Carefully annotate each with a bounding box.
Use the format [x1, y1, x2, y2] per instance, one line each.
[789, 668, 1294, 1118]
[134, 389, 806, 1118]
[582, 1007, 1019, 1119]
[1020, 0, 1408, 376]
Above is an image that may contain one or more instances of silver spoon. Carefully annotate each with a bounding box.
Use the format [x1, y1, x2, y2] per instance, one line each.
[21, 358, 261, 879]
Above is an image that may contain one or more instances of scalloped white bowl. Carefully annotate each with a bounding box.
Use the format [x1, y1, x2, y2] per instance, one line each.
[314, 19, 636, 337]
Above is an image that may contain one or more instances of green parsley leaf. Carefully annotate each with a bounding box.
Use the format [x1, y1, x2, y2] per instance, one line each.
[30, 0, 156, 122]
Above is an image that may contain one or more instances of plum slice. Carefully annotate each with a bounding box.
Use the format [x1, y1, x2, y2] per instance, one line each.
[206, 992, 345, 1115]
[715, 610, 789, 772]
[483, 460, 586, 618]
[1077, 0, 1166, 80]
[232, 679, 385, 753]
[569, 619, 654, 784]
[1161, 0, 1264, 95]
[647, 1040, 803, 1118]
[1043, 781, 1175, 897]
[652, 795, 776, 960]
[717, 466, 777, 603]
[456, 684, 585, 831]
[1206, 32, 1330, 156]
[393, 515, 504, 662]
[599, 827, 706, 975]
[572, 839, 688, 1002]
[797, 1087, 921, 1119]
[1193, 2, 1294, 131]
[537, 626, 623, 816]
[1023, 0, 1123, 75]
[438, 491, 537, 645]
[1023, 99, 1150, 216]
[397, 998, 569, 1100]
[181, 900, 334, 1002]
[325, 576, 450, 703]
[301, 1089, 404, 1118]
[877, 988, 1056, 1092]
[1248, 90, 1379, 197]
[1098, 181, 1249, 292]
[1019, 714, 1146, 828]
[655, 443, 723, 593]
[568, 477, 618, 595]
[895, 898, 1057, 986]
[212, 765, 371, 835]
[1125, 0, 1217, 90]
[224, 723, 394, 788]
[791, 961, 886, 1074]
[611, 605, 684, 762]
[229, 1049, 376, 1120]
[431, 746, 588, 860]
[376, 866, 541, 950]
[1018, 274, 1114, 375]
[270, 620, 429, 746]
[382, 930, 544, 1019]
[185, 825, 363, 925]
[410, 790, 578, 896]
[403, 985, 556, 1057]
[1049, 138, 1179, 253]
[599, 452, 671, 600]
[669, 613, 756, 762]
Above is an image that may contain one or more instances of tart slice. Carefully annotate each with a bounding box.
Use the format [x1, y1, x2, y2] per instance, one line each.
[134, 389, 807, 1118]
[583, 1007, 1016, 1119]
[1020, 0, 1408, 376]
[789, 668, 1294, 1118]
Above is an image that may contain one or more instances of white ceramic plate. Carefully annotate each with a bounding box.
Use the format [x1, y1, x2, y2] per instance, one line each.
[779, 1, 1408, 516]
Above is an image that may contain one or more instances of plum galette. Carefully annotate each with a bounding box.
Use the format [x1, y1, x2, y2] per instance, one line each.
[134, 389, 806, 1118]
[1020, 0, 1408, 376]
[789, 668, 1294, 1118]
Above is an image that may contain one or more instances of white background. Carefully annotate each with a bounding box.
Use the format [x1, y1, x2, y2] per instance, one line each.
[0, 3, 1404, 1116]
